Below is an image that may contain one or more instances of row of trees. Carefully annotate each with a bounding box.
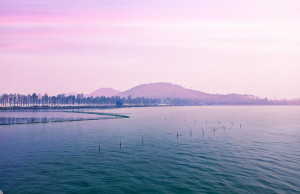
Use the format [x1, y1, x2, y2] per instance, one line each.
[164, 94, 300, 105]
[164, 94, 267, 105]
[0, 93, 161, 107]
[1, 93, 299, 107]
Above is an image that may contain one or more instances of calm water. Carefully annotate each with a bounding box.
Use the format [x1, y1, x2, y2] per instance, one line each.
[0, 109, 121, 125]
[0, 106, 299, 193]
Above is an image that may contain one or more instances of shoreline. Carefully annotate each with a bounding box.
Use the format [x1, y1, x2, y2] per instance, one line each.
[0, 104, 168, 110]
[0, 104, 299, 111]
[0, 110, 130, 126]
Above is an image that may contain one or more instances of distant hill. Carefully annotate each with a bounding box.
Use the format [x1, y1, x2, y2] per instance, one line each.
[63, 83, 260, 104]
[119, 82, 263, 105]
[119, 82, 209, 99]
[64, 88, 121, 97]
[86, 88, 121, 97]
[60, 82, 274, 105]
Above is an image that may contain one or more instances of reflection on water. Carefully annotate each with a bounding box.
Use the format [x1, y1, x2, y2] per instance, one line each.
[0, 109, 129, 125]
[0, 117, 105, 125]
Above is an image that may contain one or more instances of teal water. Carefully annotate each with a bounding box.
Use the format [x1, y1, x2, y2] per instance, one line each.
[0, 106, 299, 193]
[0, 109, 124, 125]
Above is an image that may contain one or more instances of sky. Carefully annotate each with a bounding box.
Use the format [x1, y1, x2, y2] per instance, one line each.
[1, 0, 300, 99]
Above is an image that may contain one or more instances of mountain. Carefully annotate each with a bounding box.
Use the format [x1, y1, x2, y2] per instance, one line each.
[118, 82, 263, 105]
[119, 82, 209, 99]
[61, 82, 265, 105]
[86, 88, 121, 97]
[63, 83, 258, 104]
[63, 88, 121, 97]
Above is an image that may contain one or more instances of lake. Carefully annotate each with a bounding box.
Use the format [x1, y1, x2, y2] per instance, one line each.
[0, 106, 299, 193]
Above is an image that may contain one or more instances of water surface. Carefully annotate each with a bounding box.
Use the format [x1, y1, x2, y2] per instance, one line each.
[0, 106, 299, 193]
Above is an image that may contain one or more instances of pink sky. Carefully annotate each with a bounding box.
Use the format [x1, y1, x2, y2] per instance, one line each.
[1, 0, 300, 99]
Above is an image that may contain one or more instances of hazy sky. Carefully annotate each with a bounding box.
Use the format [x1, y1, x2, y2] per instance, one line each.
[1, 0, 300, 99]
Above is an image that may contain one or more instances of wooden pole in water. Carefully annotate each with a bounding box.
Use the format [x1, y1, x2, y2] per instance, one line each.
[120, 139, 122, 147]
[142, 137, 144, 146]
[202, 128, 204, 135]
[240, 123, 241, 128]
[206, 120, 207, 124]
[177, 132, 179, 139]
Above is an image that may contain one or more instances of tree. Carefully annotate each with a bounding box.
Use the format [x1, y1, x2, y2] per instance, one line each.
[116, 99, 123, 107]
[32, 93, 38, 106]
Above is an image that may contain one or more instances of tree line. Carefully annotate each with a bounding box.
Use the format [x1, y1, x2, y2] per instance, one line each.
[164, 95, 300, 105]
[0, 93, 161, 107]
[1, 93, 299, 107]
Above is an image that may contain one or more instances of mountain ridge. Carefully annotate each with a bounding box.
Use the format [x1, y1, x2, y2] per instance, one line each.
[64, 82, 258, 100]
[119, 82, 210, 99]
[117, 82, 262, 105]
[60, 82, 287, 105]
[64, 88, 121, 98]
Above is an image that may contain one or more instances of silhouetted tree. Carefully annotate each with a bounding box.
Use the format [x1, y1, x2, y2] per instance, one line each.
[116, 99, 123, 107]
